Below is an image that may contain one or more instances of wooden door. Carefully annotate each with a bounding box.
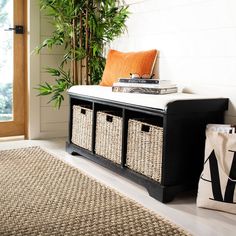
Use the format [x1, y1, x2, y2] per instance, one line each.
[0, 0, 27, 137]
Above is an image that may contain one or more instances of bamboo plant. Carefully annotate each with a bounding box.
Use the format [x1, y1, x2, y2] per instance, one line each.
[35, 0, 129, 108]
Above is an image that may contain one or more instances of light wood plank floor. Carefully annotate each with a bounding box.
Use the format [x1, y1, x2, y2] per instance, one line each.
[0, 138, 235, 236]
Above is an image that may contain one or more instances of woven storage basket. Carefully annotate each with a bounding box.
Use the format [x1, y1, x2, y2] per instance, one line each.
[95, 111, 122, 164]
[71, 105, 93, 151]
[126, 119, 163, 182]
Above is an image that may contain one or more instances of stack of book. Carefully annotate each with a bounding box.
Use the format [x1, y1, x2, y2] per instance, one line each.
[112, 78, 177, 95]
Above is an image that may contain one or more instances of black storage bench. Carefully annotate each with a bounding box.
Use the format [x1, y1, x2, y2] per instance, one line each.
[66, 85, 228, 203]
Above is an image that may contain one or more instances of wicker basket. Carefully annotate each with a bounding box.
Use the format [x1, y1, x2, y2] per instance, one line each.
[126, 119, 163, 182]
[71, 105, 93, 151]
[95, 111, 122, 164]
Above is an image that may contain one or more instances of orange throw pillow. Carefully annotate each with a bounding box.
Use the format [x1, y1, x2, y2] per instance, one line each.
[100, 49, 158, 86]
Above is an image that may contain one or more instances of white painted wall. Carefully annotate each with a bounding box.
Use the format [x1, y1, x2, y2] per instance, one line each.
[111, 0, 236, 124]
[28, 0, 236, 138]
[28, 0, 40, 139]
[28, 0, 68, 139]
[39, 14, 69, 138]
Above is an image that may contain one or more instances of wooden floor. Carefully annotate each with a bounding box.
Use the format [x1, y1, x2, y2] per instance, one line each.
[0, 138, 235, 236]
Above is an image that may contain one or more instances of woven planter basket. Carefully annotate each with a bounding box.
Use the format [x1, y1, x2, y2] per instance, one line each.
[71, 105, 93, 151]
[126, 119, 163, 182]
[95, 111, 122, 164]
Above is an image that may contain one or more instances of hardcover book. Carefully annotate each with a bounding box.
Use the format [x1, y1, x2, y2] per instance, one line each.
[112, 86, 178, 95]
[118, 78, 173, 85]
[118, 78, 160, 84]
[113, 82, 177, 89]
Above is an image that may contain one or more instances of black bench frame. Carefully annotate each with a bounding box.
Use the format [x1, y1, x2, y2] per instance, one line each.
[66, 93, 228, 203]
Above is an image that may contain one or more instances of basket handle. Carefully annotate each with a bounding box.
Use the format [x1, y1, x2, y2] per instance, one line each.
[81, 108, 86, 115]
[141, 124, 150, 132]
[106, 115, 113, 122]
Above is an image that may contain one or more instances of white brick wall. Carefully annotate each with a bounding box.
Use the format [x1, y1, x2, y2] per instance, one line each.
[29, 0, 236, 138]
[112, 0, 236, 123]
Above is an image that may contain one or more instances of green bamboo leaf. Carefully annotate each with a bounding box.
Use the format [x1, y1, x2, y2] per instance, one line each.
[35, 0, 130, 108]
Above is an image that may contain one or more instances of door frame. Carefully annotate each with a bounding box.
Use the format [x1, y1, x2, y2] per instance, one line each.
[23, 0, 28, 139]
[0, 0, 28, 138]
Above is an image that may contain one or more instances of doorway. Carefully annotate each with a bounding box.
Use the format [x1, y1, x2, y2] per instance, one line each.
[0, 0, 27, 137]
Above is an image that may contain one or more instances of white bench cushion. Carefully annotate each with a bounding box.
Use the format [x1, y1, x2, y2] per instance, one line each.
[68, 85, 221, 111]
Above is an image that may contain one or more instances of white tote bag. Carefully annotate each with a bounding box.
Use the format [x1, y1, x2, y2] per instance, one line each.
[197, 126, 236, 214]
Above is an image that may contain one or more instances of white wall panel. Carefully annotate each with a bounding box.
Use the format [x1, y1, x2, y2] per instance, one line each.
[40, 17, 55, 36]
[111, 0, 236, 124]
[128, 0, 236, 31]
[41, 122, 68, 133]
[31, 0, 236, 138]
[28, 0, 41, 139]
[159, 57, 236, 85]
[38, 12, 69, 138]
[40, 106, 68, 123]
[40, 106, 69, 136]
[40, 55, 63, 71]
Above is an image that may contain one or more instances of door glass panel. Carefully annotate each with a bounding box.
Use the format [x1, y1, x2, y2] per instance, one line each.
[0, 0, 13, 121]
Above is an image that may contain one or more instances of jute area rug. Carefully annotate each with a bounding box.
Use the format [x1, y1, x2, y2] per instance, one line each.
[0, 147, 190, 236]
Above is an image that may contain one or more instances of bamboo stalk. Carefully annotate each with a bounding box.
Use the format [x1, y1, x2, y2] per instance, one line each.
[88, 27, 92, 85]
[72, 17, 78, 85]
[71, 18, 75, 84]
[79, 13, 83, 85]
[85, 1, 89, 85]
[88, 0, 93, 85]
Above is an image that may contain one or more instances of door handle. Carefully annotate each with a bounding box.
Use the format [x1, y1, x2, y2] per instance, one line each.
[4, 25, 24, 34]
